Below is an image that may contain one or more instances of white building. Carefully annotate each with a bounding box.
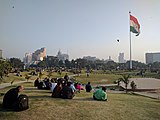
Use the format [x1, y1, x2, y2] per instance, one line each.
[24, 53, 32, 65]
[146, 52, 160, 64]
[56, 50, 69, 62]
[32, 47, 46, 61]
[118, 53, 126, 63]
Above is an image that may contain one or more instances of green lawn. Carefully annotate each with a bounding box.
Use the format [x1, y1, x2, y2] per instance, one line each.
[73, 73, 121, 85]
[0, 73, 26, 83]
[0, 82, 160, 120]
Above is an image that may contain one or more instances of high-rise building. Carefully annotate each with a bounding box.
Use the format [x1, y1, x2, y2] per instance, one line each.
[24, 47, 46, 66]
[0, 49, 2, 58]
[118, 53, 126, 63]
[146, 52, 160, 64]
[32, 47, 46, 61]
[24, 53, 32, 64]
[56, 50, 69, 62]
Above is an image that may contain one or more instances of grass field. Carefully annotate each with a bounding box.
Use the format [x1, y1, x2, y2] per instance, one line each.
[73, 73, 121, 85]
[0, 71, 72, 84]
[0, 82, 160, 120]
[1, 71, 122, 86]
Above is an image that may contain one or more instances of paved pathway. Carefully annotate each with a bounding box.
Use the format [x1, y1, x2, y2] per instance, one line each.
[121, 78, 160, 90]
[120, 78, 160, 99]
[0, 80, 34, 90]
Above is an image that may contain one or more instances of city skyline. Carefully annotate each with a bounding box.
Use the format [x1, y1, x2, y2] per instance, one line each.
[1, 0, 160, 63]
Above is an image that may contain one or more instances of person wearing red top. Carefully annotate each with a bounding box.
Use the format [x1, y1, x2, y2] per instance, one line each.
[76, 83, 81, 93]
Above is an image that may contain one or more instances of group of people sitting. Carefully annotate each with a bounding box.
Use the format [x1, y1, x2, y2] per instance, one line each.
[34, 75, 107, 101]
[52, 80, 75, 99]
[34, 74, 82, 99]
[2, 74, 107, 111]
[34, 77, 52, 90]
[33, 73, 107, 101]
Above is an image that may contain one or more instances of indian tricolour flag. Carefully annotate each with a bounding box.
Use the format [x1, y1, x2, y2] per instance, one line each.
[130, 15, 140, 36]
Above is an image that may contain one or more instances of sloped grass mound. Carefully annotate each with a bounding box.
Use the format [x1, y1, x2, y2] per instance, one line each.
[0, 82, 160, 120]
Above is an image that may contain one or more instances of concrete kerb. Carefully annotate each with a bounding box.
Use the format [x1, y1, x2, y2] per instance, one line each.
[133, 92, 160, 100]
[120, 78, 160, 99]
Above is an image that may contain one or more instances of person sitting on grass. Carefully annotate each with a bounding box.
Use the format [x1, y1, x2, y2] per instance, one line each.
[93, 87, 107, 101]
[64, 73, 69, 82]
[61, 82, 74, 99]
[85, 82, 92, 92]
[34, 78, 40, 87]
[76, 83, 82, 93]
[68, 81, 76, 93]
[44, 79, 51, 90]
[3, 85, 24, 109]
[52, 82, 62, 98]
[51, 79, 57, 92]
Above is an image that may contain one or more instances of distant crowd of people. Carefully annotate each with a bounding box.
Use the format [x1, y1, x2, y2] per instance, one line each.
[34, 73, 85, 99]
[2, 73, 107, 111]
[33, 73, 107, 101]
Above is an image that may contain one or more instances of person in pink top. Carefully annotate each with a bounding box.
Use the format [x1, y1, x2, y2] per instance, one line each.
[76, 83, 81, 93]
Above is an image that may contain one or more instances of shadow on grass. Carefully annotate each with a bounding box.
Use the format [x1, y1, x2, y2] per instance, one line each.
[29, 95, 52, 99]
[29, 95, 97, 102]
[24, 87, 37, 90]
[24, 87, 52, 94]
[0, 103, 16, 112]
[73, 97, 95, 101]
[25, 91, 52, 94]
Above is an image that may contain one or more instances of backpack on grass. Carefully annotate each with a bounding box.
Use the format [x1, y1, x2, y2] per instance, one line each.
[16, 94, 29, 111]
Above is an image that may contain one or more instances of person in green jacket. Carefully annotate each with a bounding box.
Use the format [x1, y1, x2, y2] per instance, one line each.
[93, 87, 107, 101]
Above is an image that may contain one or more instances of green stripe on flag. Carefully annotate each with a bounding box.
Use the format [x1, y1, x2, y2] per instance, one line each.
[130, 26, 138, 33]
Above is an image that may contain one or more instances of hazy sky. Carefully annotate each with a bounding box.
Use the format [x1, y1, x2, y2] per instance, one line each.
[0, 0, 160, 63]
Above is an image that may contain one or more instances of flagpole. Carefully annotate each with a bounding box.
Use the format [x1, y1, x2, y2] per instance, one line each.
[129, 11, 132, 70]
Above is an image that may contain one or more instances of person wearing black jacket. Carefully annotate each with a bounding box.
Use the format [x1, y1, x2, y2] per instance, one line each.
[61, 82, 74, 99]
[3, 85, 24, 109]
[85, 82, 92, 92]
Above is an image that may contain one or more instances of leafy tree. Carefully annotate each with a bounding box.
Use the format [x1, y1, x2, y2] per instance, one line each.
[118, 74, 131, 93]
[0, 60, 11, 81]
[10, 58, 24, 69]
[45, 56, 59, 68]
[58, 60, 64, 67]
[76, 58, 87, 69]
[65, 59, 71, 68]
[125, 61, 147, 70]
[70, 59, 75, 68]
[150, 62, 160, 72]
[37, 61, 46, 68]
[106, 61, 117, 70]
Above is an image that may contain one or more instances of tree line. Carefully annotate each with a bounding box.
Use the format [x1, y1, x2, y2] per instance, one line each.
[0, 58, 24, 81]
[35, 57, 148, 71]
[1, 56, 160, 76]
